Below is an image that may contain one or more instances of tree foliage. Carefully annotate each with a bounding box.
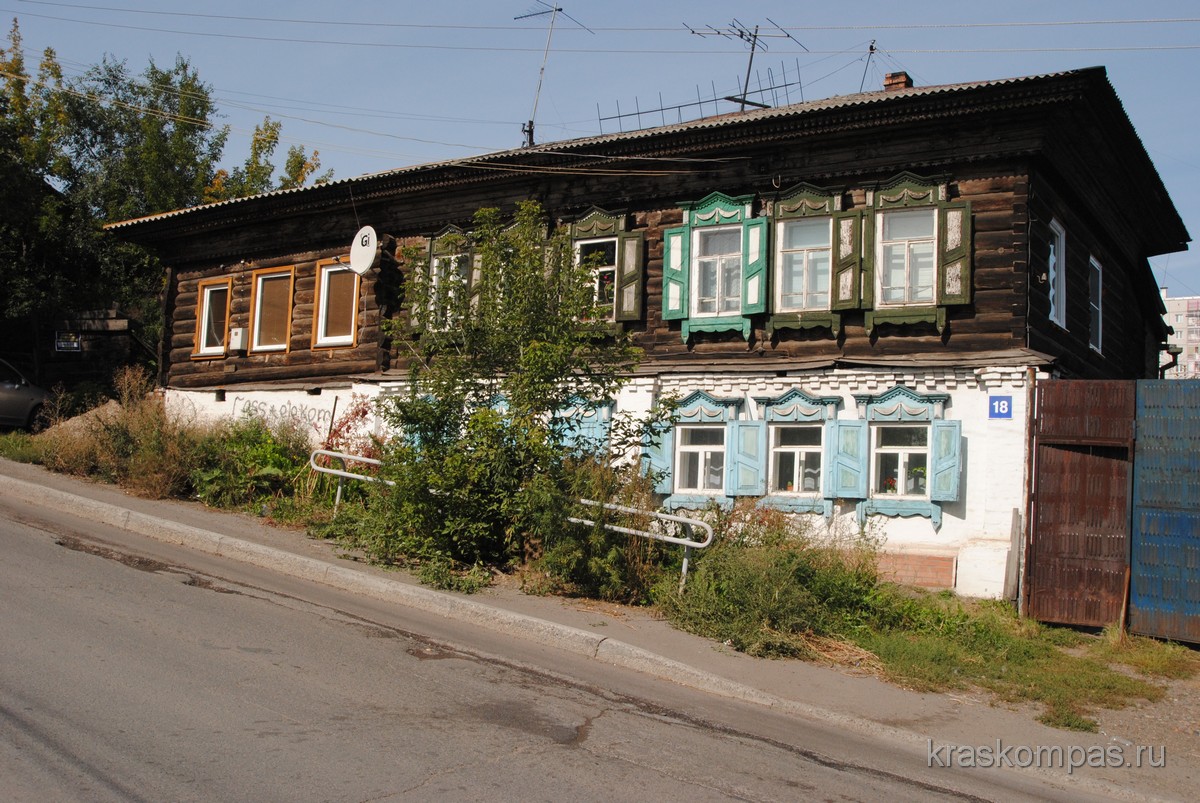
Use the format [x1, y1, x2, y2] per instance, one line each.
[0, 18, 331, 350]
[327, 201, 661, 589]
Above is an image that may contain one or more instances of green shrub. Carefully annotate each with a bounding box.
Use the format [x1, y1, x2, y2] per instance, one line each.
[655, 504, 882, 657]
[191, 414, 312, 509]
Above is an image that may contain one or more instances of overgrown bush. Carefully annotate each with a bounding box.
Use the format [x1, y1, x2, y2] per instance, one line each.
[529, 458, 671, 603]
[655, 504, 882, 656]
[320, 200, 651, 591]
[191, 414, 312, 509]
[33, 366, 203, 497]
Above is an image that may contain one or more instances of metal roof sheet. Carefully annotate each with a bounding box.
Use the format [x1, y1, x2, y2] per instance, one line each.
[107, 68, 1102, 231]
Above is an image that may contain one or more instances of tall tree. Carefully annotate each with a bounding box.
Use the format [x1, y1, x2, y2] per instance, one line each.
[205, 115, 332, 201]
[0, 18, 331, 364]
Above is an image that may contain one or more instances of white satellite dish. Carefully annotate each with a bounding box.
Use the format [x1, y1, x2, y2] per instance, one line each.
[348, 225, 378, 275]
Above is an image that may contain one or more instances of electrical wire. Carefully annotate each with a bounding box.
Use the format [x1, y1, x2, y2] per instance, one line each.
[6, 8, 1198, 54]
[14, 2, 1200, 32]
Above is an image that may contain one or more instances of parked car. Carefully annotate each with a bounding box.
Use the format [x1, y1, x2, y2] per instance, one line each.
[0, 358, 50, 430]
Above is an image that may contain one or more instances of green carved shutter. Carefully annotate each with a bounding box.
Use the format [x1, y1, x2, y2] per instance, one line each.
[830, 210, 863, 311]
[615, 230, 644, 322]
[929, 419, 962, 502]
[937, 202, 972, 306]
[642, 425, 675, 495]
[726, 420, 766, 496]
[823, 419, 868, 500]
[662, 226, 689, 322]
[740, 217, 768, 315]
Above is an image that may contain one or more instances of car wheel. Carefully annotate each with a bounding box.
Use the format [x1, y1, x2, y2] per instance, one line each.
[26, 404, 45, 433]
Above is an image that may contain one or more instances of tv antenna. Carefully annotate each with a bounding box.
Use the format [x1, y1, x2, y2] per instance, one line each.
[516, 2, 593, 148]
[684, 17, 808, 112]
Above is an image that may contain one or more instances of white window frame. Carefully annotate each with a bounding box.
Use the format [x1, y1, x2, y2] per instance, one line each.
[195, 278, 231, 357]
[691, 225, 743, 318]
[314, 260, 360, 348]
[876, 208, 937, 307]
[1048, 219, 1067, 328]
[872, 424, 929, 499]
[674, 425, 726, 494]
[430, 252, 470, 329]
[250, 268, 294, 353]
[774, 216, 832, 313]
[1089, 256, 1103, 353]
[574, 237, 618, 321]
[769, 424, 823, 494]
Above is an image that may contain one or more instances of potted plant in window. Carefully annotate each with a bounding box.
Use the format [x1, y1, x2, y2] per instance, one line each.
[907, 466, 926, 494]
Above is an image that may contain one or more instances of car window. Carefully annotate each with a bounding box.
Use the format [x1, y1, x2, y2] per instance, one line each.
[0, 361, 23, 385]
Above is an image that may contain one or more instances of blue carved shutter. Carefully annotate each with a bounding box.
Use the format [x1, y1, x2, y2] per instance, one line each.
[725, 420, 766, 496]
[642, 425, 674, 495]
[662, 226, 689, 321]
[823, 419, 868, 500]
[929, 419, 962, 501]
[574, 404, 611, 450]
[741, 217, 768, 315]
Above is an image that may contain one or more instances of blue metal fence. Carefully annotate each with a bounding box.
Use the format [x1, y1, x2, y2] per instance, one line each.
[1130, 380, 1200, 643]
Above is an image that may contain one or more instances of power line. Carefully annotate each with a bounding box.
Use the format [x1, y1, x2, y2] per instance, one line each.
[7, 9, 1199, 54]
[13, 2, 1200, 32]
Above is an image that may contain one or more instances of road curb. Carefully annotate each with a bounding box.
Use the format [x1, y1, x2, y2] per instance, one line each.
[0, 470, 1158, 802]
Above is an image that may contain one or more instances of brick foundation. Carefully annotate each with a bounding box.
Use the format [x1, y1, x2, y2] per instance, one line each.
[876, 552, 957, 590]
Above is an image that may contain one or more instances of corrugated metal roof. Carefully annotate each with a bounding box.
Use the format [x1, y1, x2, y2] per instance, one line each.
[107, 68, 1100, 231]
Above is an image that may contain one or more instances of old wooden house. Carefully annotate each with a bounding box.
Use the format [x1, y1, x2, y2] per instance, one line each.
[110, 67, 1189, 597]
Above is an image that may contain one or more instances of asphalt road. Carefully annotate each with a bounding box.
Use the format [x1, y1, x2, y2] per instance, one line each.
[0, 494, 1097, 802]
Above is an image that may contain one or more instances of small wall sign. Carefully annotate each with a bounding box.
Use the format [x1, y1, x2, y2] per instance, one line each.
[989, 395, 1013, 419]
[55, 331, 82, 352]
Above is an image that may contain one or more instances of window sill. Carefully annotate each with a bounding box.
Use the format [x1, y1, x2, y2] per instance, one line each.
[766, 311, 841, 336]
[681, 317, 751, 342]
[663, 493, 731, 512]
[865, 305, 946, 334]
[190, 351, 227, 361]
[759, 495, 831, 516]
[857, 497, 943, 529]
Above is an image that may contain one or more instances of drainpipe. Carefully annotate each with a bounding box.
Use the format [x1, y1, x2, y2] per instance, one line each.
[1159, 344, 1182, 379]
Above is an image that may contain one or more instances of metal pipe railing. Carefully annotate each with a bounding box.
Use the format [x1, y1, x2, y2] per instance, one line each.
[309, 449, 713, 587]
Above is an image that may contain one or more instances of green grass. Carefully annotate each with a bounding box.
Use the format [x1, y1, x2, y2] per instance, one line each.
[0, 431, 39, 462]
[655, 506, 1193, 732]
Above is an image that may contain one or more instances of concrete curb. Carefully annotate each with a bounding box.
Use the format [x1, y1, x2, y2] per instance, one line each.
[0, 471, 1156, 802]
[0, 474, 901, 732]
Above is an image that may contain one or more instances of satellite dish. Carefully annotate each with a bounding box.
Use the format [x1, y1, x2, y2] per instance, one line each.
[348, 225, 378, 275]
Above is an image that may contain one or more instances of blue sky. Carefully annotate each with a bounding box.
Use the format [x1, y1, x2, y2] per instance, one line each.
[5, 1, 1199, 290]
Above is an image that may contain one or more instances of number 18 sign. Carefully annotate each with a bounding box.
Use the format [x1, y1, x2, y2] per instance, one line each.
[989, 396, 1013, 419]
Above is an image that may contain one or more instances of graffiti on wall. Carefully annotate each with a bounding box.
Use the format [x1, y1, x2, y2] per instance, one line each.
[230, 395, 338, 433]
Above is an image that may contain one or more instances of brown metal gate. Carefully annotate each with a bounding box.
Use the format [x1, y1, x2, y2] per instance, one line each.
[1026, 380, 1135, 627]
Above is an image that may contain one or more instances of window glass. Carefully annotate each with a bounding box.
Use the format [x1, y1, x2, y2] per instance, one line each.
[676, 426, 725, 492]
[199, 284, 229, 353]
[317, 265, 357, 345]
[771, 425, 822, 493]
[778, 218, 831, 311]
[694, 227, 742, 316]
[254, 273, 292, 350]
[874, 425, 929, 496]
[882, 209, 934, 240]
[578, 239, 617, 318]
[879, 209, 936, 306]
[1089, 258, 1103, 351]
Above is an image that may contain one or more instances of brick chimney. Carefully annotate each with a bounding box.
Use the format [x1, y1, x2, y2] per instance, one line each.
[884, 71, 914, 91]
